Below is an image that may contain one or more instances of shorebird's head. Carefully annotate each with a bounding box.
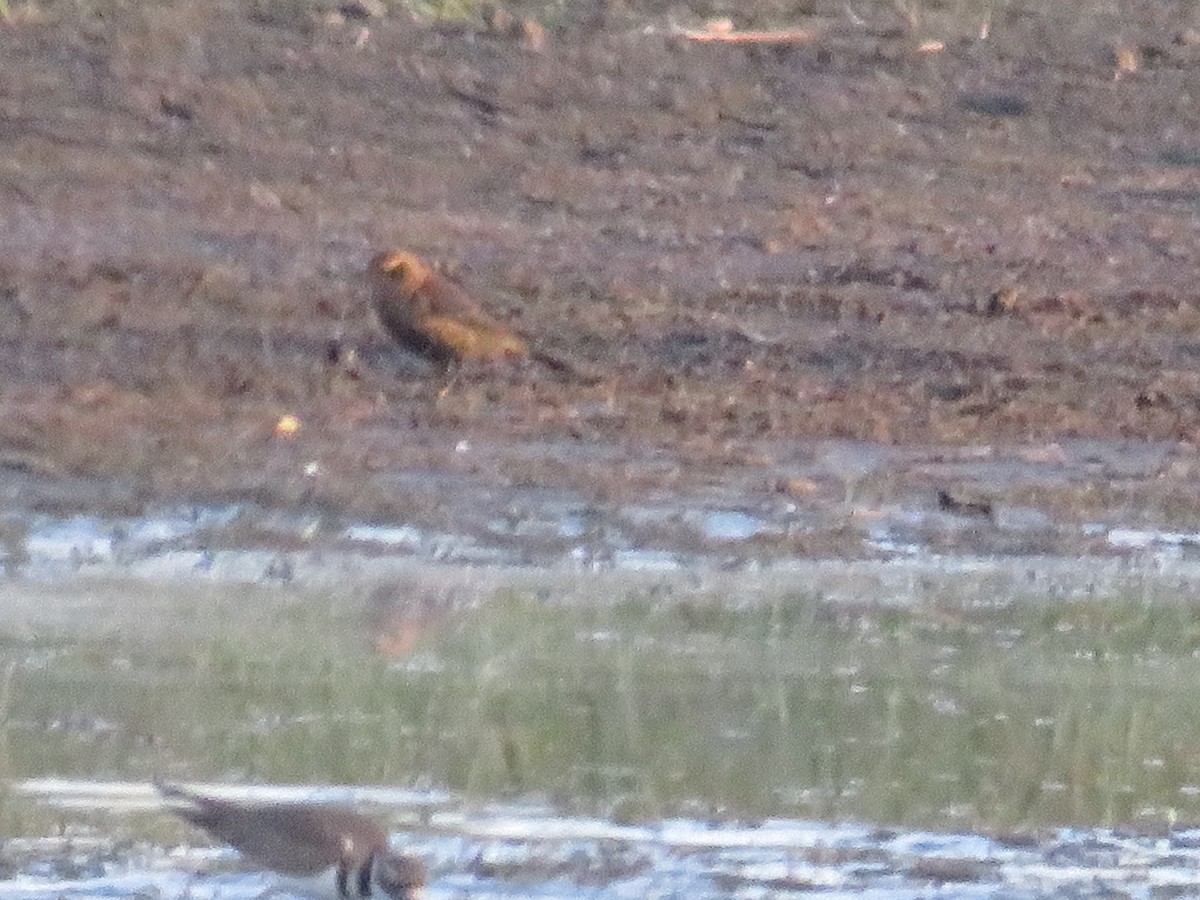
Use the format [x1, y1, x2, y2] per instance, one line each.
[375, 850, 427, 900]
[370, 251, 430, 295]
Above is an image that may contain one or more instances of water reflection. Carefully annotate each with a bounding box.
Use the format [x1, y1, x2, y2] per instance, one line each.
[2, 578, 1200, 830]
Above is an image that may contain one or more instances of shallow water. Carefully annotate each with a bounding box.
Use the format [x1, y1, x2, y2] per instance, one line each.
[5, 535, 1200, 824]
[3, 527, 1200, 896]
[4, 433, 1199, 583]
[7, 781, 1200, 899]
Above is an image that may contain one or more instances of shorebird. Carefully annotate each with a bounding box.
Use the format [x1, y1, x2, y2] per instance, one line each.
[157, 783, 426, 900]
[369, 250, 595, 381]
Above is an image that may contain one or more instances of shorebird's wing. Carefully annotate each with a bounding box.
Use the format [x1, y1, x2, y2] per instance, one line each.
[420, 314, 527, 359]
[158, 784, 380, 876]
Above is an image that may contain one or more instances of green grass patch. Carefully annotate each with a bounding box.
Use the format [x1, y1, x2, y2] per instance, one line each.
[2, 576, 1200, 831]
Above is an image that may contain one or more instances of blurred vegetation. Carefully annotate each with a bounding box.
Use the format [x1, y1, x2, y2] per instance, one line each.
[3, 574, 1200, 833]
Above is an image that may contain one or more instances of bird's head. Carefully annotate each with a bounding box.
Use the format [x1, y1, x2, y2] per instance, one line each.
[370, 251, 431, 295]
[376, 851, 427, 900]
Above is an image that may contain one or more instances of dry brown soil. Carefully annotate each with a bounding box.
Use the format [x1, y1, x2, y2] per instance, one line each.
[4, 0, 1200, 557]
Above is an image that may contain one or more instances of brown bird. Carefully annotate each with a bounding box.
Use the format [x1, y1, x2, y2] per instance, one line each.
[157, 782, 426, 900]
[369, 250, 592, 380]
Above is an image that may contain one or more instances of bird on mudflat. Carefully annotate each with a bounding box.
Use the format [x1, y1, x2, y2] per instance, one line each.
[157, 782, 426, 900]
[369, 250, 594, 381]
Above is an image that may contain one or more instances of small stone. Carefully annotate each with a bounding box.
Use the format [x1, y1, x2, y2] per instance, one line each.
[1113, 45, 1139, 79]
[249, 182, 282, 210]
[484, 4, 515, 32]
[340, 0, 386, 20]
[777, 477, 817, 498]
[520, 18, 546, 51]
[982, 285, 1020, 316]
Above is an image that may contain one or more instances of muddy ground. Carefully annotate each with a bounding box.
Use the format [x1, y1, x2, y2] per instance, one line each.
[4, 0, 1200, 559]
